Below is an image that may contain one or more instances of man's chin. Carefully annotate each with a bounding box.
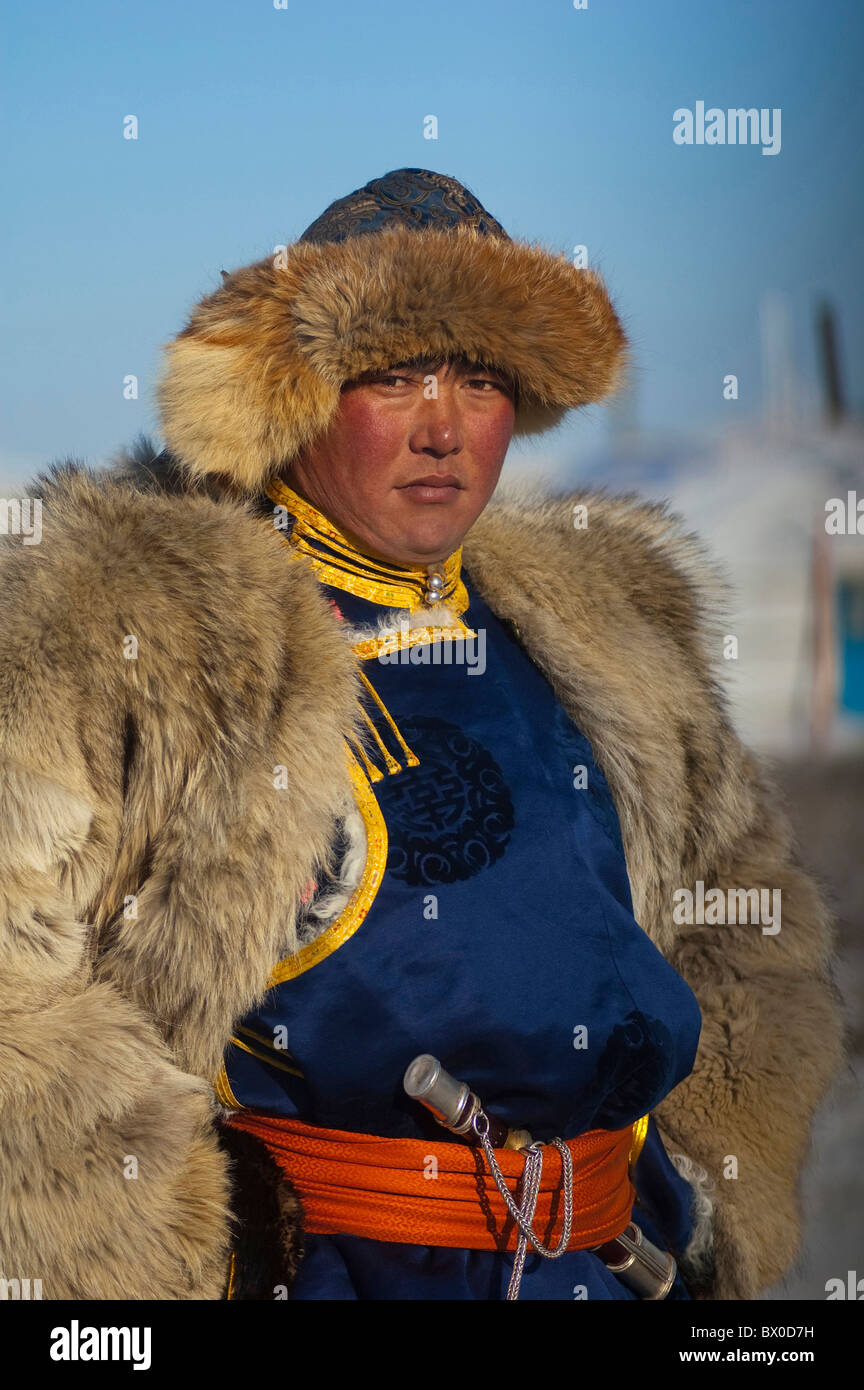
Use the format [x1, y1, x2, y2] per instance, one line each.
[370, 515, 457, 565]
[402, 524, 466, 563]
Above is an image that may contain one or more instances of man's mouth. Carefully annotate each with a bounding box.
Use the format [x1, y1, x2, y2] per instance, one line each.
[398, 474, 463, 502]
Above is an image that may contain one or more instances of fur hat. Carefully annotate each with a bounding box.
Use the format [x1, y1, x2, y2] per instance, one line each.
[157, 168, 629, 495]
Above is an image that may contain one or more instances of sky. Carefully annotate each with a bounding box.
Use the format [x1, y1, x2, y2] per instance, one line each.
[2, 0, 862, 490]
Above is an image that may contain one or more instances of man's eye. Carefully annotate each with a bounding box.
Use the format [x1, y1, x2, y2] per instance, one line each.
[468, 378, 505, 392]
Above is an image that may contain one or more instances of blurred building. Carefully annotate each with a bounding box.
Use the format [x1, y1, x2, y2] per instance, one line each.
[570, 296, 864, 757]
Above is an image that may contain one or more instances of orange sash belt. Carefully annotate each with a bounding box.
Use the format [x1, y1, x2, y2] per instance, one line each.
[224, 1111, 639, 1252]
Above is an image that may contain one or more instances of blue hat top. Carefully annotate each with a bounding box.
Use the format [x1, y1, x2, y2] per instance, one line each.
[299, 168, 509, 244]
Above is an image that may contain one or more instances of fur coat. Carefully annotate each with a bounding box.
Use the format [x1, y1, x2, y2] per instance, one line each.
[0, 440, 844, 1301]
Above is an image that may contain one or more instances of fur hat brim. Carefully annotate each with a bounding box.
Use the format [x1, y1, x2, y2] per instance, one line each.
[157, 222, 629, 494]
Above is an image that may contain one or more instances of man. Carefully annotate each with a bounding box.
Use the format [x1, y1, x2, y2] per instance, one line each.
[0, 169, 843, 1301]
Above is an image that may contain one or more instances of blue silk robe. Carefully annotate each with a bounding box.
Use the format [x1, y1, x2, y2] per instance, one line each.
[218, 487, 703, 1300]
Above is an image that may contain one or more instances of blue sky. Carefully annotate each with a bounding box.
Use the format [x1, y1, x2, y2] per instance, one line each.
[2, 0, 861, 488]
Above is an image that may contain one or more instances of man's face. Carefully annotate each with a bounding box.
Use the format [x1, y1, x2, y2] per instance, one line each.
[283, 360, 516, 565]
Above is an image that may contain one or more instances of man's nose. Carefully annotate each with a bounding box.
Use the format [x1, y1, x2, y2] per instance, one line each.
[408, 388, 463, 457]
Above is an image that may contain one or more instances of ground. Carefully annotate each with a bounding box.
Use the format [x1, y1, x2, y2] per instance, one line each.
[760, 757, 863, 1302]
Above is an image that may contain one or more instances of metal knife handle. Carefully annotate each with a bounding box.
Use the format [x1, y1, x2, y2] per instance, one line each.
[403, 1054, 513, 1146]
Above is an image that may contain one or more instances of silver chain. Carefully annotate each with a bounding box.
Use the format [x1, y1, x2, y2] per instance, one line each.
[472, 1111, 574, 1301]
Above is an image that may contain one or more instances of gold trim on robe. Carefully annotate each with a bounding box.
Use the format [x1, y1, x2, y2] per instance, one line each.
[628, 1113, 650, 1171]
[268, 746, 388, 985]
[263, 476, 469, 615]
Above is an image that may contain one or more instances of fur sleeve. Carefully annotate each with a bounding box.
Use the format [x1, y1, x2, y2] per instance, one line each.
[0, 466, 232, 1298]
[653, 722, 846, 1301]
[552, 489, 846, 1299]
